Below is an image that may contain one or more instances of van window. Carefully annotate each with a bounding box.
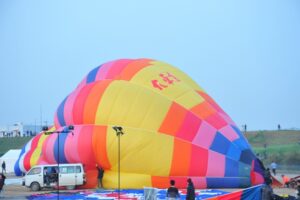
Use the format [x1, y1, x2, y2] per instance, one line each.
[27, 167, 41, 175]
[67, 166, 75, 173]
[76, 166, 81, 173]
[59, 166, 76, 174]
[59, 166, 68, 174]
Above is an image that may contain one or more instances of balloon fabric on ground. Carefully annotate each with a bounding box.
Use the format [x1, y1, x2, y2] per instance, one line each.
[27, 188, 228, 200]
[27, 185, 263, 200]
[14, 59, 264, 188]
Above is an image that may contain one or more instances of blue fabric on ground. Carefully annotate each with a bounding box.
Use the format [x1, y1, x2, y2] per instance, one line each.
[241, 185, 262, 200]
[27, 189, 229, 200]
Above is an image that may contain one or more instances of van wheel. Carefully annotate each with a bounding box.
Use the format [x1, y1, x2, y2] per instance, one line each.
[66, 185, 75, 190]
[30, 182, 41, 191]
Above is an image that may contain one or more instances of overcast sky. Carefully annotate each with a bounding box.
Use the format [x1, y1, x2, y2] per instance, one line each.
[0, 0, 299, 131]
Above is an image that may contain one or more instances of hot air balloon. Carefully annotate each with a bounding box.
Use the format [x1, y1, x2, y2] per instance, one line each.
[15, 58, 264, 189]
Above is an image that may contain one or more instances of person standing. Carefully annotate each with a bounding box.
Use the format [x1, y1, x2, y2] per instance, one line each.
[296, 180, 300, 199]
[270, 161, 277, 176]
[167, 180, 179, 199]
[263, 168, 272, 185]
[0, 173, 6, 196]
[96, 164, 104, 188]
[281, 174, 290, 188]
[44, 167, 50, 186]
[186, 178, 195, 200]
[1, 161, 6, 174]
[261, 180, 274, 200]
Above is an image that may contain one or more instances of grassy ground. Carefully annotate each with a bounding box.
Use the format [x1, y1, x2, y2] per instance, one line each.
[245, 130, 300, 170]
[0, 136, 33, 156]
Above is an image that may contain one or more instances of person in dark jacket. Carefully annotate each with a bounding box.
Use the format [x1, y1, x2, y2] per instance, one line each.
[186, 178, 195, 200]
[296, 180, 300, 200]
[261, 180, 275, 200]
[0, 173, 6, 195]
[264, 168, 272, 185]
[1, 161, 5, 174]
[96, 164, 104, 188]
[167, 179, 180, 199]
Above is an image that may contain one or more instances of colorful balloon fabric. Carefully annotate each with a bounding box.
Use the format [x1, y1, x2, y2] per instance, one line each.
[15, 58, 264, 189]
[27, 185, 264, 200]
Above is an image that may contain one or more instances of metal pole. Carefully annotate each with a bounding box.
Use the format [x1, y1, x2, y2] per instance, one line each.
[112, 126, 124, 200]
[118, 133, 120, 200]
[40, 104, 42, 131]
[34, 119, 36, 136]
[42, 126, 74, 200]
[58, 132, 60, 197]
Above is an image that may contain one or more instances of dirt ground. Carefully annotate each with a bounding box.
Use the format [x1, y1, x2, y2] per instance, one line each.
[1, 171, 299, 199]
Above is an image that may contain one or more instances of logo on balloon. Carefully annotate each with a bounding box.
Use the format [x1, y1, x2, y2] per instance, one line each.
[151, 72, 180, 90]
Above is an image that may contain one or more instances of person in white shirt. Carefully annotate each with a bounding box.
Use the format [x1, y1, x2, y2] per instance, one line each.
[270, 161, 277, 176]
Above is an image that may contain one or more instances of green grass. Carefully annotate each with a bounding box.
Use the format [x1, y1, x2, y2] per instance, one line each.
[245, 130, 300, 168]
[254, 143, 298, 153]
[0, 137, 33, 156]
[246, 130, 300, 147]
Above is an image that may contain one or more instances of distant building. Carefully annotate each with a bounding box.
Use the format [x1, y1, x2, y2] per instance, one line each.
[0, 123, 43, 138]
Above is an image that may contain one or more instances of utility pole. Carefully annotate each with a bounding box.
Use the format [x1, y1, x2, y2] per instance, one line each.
[112, 126, 124, 200]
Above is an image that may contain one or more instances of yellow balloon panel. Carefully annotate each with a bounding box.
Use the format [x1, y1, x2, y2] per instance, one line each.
[94, 82, 124, 126]
[106, 127, 174, 176]
[139, 94, 172, 132]
[30, 130, 50, 166]
[175, 90, 205, 109]
[103, 170, 152, 189]
[130, 62, 204, 109]
[149, 60, 204, 91]
[130, 63, 190, 97]
[95, 81, 171, 131]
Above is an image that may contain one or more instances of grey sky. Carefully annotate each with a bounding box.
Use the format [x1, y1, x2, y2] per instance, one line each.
[0, 0, 299, 130]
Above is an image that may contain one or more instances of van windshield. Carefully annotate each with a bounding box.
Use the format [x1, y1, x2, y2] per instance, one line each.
[27, 167, 41, 175]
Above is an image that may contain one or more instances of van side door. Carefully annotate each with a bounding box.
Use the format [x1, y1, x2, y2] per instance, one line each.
[75, 165, 83, 185]
[59, 166, 76, 186]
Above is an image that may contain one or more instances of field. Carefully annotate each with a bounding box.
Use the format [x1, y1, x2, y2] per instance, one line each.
[245, 130, 300, 170]
[0, 136, 33, 157]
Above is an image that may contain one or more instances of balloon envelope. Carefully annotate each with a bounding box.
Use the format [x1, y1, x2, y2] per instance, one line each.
[15, 59, 264, 188]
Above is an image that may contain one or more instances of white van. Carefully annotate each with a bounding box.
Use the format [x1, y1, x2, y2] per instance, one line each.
[23, 163, 86, 191]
